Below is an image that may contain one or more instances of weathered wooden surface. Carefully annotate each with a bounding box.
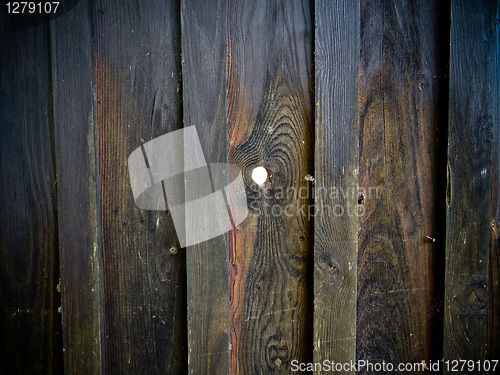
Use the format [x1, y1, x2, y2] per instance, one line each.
[0, 11, 63, 374]
[444, 0, 499, 364]
[313, 1, 359, 371]
[490, 220, 500, 360]
[181, 0, 231, 373]
[95, 0, 187, 373]
[2, 1, 500, 374]
[227, 1, 314, 373]
[357, 0, 448, 369]
[50, 1, 102, 373]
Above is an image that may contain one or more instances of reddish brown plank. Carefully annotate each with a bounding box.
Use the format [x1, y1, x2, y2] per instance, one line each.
[227, 0, 314, 373]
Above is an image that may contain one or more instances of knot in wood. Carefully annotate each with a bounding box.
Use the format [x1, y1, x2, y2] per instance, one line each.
[467, 287, 488, 310]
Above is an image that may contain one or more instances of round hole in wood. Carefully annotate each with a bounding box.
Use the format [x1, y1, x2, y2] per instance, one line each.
[251, 166, 268, 185]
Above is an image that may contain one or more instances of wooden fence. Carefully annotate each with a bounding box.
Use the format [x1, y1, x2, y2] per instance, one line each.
[1, 0, 499, 374]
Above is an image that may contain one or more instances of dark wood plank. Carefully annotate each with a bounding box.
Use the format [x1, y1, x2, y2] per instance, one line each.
[94, 0, 187, 373]
[227, 1, 314, 373]
[313, 0, 359, 371]
[180, 0, 231, 373]
[489, 220, 500, 360]
[357, 0, 448, 369]
[0, 11, 63, 374]
[50, 1, 102, 373]
[444, 0, 499, 364]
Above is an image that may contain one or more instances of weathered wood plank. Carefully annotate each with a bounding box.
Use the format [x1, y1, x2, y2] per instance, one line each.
[180, 0, 231, 373]
[444, 0, 499, 364]
[313, 0, 359, 371]
[94, 0, 187, 372]
[357, 0, 448, 369]
[0, 12, 63, 374]
[227, 1, 314, 373]
[50, 1, 102, 373]
[489, 220, 500, 360]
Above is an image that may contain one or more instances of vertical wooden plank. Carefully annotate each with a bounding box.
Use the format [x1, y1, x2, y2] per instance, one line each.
[50, 1, 102, 373]
[227, 0, 314, 373]
[444, 0, 499, 363]
[489, 219, 500, 359]
[357, 0, 448, 369]
[0, 11, 63, 374]
[95, 0, 187, 373]
[180, 0, 231, 373]
[313, 0, 359, 371]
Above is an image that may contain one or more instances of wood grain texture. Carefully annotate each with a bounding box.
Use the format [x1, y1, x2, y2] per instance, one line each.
[357, 0, 448, 369]
[227, 1, 314, 373]
[444, 0, 499, 364]
[180, 0, 231, 373]
[95, 0, 187, 373]
[0, 11, 63, 374]
[489, 220, 500, 360]
[50, 1, 103, 373]
[313, 1, 359, 371]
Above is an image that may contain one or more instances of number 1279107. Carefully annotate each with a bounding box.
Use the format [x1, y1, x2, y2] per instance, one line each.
[6, 2, 60, 14]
